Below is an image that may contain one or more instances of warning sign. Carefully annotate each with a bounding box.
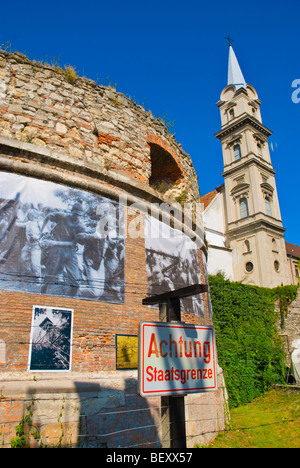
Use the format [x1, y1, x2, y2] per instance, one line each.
[138, 321, 217, 397]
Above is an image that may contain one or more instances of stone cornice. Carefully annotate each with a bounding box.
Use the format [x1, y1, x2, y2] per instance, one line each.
[226, 215, 286, 239]
[222, 154, 276, 178]
[215, 114, 272, 141]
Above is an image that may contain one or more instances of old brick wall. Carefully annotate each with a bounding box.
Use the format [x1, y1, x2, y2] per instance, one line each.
[0, 50, 228, 448]
[0, 221, 227, 448]
[0, 229, 149, 373]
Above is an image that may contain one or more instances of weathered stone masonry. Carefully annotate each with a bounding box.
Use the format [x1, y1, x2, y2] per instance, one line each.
[0, 51, 199, 201]
[0, 51, 228, 448]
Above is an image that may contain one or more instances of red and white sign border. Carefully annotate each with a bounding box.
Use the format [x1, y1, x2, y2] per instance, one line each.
[138, 321, 218, 397]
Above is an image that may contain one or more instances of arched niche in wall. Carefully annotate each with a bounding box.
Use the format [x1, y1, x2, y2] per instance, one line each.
[148, 143, 184, 191]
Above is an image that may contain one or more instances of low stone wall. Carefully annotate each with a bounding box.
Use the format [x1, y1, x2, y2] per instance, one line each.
[0, 369, 228, 448]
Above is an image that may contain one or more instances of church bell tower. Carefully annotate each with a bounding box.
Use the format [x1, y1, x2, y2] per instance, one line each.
[215, 44, 290, 287]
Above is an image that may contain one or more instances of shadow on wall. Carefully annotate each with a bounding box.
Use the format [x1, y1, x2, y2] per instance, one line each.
[74, 379, 160, 448]
[17, 378, 160, 448]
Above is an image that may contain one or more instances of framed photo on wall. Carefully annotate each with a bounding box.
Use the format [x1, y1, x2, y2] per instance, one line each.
[28, 306, 73, 372]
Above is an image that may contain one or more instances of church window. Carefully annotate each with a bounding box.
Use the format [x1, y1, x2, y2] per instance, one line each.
[257, 143, 262, 157]
[265, 197, 272, 216]
[234, 144, 242, 161]
[274, 261, 280, 273]
[244, 240, 251, 253]
[229, 108, 235, 120]
[272, 238, 279, 253]
[246, 262, 254, 273]
[240, 197, 249, 218]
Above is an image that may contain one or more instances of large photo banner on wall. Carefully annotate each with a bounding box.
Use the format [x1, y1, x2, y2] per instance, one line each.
[0, 172, 125, 303]
[144, 216, 205, 317]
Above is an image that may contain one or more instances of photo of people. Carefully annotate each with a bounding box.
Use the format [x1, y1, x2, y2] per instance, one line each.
[144, 216, 205, 317]
[0, 172, 125, 303]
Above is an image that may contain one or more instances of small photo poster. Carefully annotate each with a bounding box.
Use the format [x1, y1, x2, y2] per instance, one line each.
[116, 334, 138, 370]
[28, 306, 73, 372]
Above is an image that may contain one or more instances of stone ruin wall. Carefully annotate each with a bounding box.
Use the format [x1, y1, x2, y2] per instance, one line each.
[0, 50, 200, 204]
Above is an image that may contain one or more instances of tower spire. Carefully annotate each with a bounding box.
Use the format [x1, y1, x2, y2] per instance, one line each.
[227, 44, 246, 90]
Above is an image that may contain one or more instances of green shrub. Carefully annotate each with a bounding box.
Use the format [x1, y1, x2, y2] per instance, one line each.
[208, 275, 298, 408]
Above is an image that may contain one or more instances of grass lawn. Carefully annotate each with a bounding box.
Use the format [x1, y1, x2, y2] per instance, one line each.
[208, 387, 300, 448]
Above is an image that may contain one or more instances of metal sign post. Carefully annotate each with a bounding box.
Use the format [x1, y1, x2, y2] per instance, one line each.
[142, 284, 209, 449]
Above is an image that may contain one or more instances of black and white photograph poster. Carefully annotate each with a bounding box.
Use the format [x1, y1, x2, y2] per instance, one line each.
[0, 171, 125, 304]
[28, 306, 73, 372]
[144, 215, 205, 317]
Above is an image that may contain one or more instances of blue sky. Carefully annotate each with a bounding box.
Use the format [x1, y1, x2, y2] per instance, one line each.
[1, 0, 300, 245]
